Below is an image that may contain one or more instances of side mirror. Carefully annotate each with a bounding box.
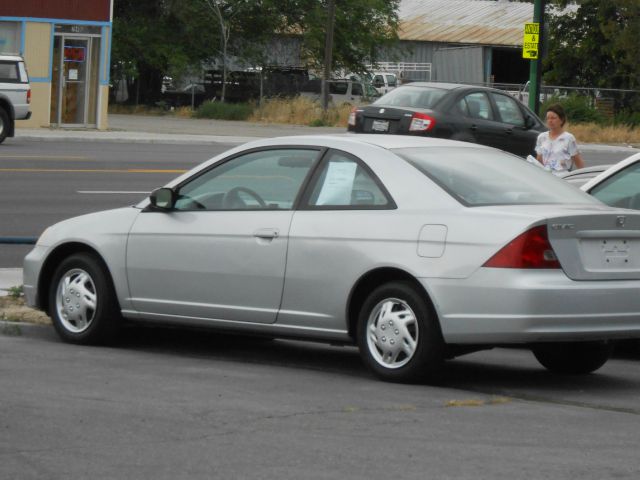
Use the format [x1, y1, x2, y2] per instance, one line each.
[524, 115, 536, 129]
[149, 187, 176, 210]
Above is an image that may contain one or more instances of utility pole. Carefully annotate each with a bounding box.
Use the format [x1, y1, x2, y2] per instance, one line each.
[321, 0, 336, 111]
[528, 0, 546, 115]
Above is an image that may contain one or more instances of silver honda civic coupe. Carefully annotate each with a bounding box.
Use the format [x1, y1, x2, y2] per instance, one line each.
[23, 135, 640, 383]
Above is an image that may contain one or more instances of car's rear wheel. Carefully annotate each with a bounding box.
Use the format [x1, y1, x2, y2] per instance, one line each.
[49, 252, 121, 345]
[357, 281, 444, 383]
[0, 107, 9, 144]
[532, 341, 612, 374]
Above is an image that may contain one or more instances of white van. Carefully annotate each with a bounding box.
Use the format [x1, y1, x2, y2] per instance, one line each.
[370, 72, 398, 95]
[300, 79, 380, 105]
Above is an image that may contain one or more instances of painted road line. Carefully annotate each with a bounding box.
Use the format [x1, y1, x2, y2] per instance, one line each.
[77, 191, 150, 194]
[0, 155, 91, 160]
[0, 168, 187, 173]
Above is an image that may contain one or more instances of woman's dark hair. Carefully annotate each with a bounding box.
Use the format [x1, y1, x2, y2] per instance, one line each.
[545, 103, 566, 126]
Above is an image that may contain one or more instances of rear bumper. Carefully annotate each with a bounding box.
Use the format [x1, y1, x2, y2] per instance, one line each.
[423, 269, 640, 344]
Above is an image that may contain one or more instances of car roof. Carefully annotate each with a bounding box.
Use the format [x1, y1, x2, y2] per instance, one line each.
[0, 54, 24, 62]
[399, 82, 491, 90]
[581, 151, 640, 191]
[240, 133, 495, 152]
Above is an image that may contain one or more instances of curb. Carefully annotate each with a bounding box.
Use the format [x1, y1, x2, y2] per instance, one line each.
[15, 130, 260, 145]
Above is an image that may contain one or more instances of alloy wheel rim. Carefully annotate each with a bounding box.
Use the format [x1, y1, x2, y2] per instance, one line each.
[55, 268, 97, 333]
[366, 297, 419, 369]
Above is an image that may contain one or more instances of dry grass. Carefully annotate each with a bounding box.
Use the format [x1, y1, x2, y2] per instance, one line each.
[0, 296, 51, 325]
[570, 123, 640, 146]
[249, 96, 354, 127]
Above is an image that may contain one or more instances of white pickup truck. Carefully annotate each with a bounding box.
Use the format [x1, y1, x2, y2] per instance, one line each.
[0, 54, 31, 144]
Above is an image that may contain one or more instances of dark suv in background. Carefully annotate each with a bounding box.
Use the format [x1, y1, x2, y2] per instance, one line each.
[347, 82, 545, 157]
[0, 54, 31, 144]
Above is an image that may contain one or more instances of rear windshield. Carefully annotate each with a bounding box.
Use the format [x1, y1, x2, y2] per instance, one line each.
[0, 60, 27, 83]
[374, 85, 447, 109]
[394, 146, 600, 206]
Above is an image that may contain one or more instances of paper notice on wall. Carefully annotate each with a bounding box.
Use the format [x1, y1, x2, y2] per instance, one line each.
[316, 162, 357, 205]
[69, 69, 78, 80]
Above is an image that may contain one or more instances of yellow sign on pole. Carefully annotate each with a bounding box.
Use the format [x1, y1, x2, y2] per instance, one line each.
[522, 22, 539, 59]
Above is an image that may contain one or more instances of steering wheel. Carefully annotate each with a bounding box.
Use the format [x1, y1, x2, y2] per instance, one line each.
[222, 186, 267, 209]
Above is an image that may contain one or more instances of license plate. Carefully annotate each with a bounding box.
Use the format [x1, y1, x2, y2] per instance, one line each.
[581, 238, 638, 269]
[371, 119, 389, 132]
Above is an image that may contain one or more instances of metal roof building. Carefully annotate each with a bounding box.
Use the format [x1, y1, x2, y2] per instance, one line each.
[398, 0, 533, 46]
[390, 0, 535, 85]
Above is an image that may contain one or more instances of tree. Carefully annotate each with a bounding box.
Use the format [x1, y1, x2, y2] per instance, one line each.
[296, 0, 400, 75]
[543, 0, 640, 109]
[111, 0, 400, 104]
[111, 0, 215, 104]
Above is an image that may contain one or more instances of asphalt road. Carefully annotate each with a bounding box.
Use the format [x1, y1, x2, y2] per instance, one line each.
[0, 139, 232, 267]
[1, 323, 639, 479]
[0, 138, 637, 267]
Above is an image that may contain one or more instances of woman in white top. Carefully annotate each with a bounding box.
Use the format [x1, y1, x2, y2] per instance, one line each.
[535, 103, 585, 175]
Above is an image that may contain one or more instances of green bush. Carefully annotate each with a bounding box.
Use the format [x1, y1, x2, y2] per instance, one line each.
[614, 109, 640, 127]
[540, 94, 606, 125]
[194, 101, 254, 120]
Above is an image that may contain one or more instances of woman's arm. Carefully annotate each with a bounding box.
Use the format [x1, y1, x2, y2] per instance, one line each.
[572, 152, 585, 170]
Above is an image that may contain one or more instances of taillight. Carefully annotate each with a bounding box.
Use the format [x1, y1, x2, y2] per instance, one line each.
[27, 88, 31, 104]
[409, 112, 435, 132]
[483, 225, 560, 269]
[348, 107, 358, 127]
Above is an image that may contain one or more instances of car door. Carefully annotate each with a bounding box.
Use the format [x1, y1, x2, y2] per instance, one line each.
[490, 92, 538, 157]
[126, 147, 321, 324]
[278, 149, 396, 330]
[454, 92, 505, 148]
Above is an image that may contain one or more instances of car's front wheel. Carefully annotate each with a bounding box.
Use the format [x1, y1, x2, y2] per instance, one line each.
[49, 252, 121, 345]
[357, 281, 444, 383]
[532, 341, 612, 374]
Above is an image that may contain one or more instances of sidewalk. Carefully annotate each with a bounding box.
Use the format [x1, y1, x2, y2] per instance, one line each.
[14, 113, 638, 151]
[0, 269, 21, 296]
[15, 113, 345, 145]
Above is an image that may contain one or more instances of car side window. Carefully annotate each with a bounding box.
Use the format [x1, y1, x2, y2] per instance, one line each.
[459, 93, 494, 120]
[590, 162, 640, 210]
[0, 61, 19, 82]
[174, 149, 319, 211]
[492, 93, 525, 127]
[330, 81, 348, 95]
[351, 82, 363, 96]
[386, 75, 397, 87]
[305, 151, 393, 209]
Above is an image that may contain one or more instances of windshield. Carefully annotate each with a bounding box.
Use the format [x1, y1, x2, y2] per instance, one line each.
[374, 85, 447, 109]
[394, 147, 600, 206]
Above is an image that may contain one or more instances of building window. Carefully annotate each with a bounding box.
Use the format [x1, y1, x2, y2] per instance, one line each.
[0, 21, 21, 55]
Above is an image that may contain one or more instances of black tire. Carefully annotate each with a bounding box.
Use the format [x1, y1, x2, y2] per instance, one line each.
[532, 341, 612, 375]
[48, 252, 122, 345]
[357, 281, 445, 383]
[0, 108, 9, 144]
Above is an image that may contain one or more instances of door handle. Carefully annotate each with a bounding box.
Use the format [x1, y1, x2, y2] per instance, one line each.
[505, 128, 513, 134]
[469, 124, 477, 131]
[254, 228, 279, 239]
